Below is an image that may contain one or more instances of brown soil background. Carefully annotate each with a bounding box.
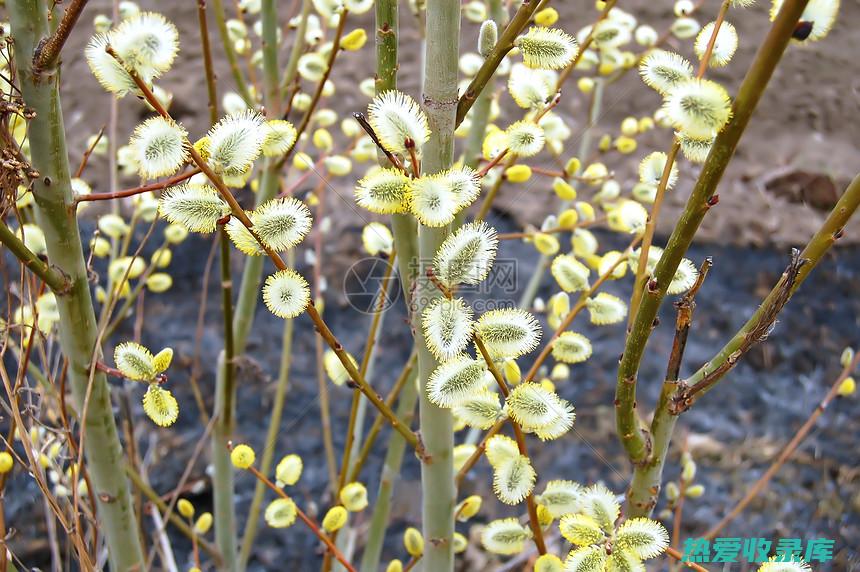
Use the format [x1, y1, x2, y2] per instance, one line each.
[10, 1, 859, 570]
[57, 0, 860, 248]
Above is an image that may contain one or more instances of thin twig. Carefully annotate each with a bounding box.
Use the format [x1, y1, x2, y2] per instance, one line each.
[275, 10, 349, 168]
[73, 168, 200, 204]
[32, 0, 89, 71]
[114, 49, 425, 457]
[456, 0, 541, 126]
[524, 234, 642, 383]
[75, 125, 105, 178]
[702, 352, 860, 539]
[244, 465, 357, 572]
[616, 0, 815, 469]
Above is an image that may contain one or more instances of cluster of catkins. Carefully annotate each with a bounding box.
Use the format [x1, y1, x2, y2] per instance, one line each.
[5, 0, 832, 568]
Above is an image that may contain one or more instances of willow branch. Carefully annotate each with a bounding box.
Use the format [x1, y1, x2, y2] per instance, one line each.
[0, 223, 70, 294]
[114, 53, 424, 457]
[32, 0, 89, 72]
[703, 352, 860, 539]
[455, 0, 540, 126]
[615, 0, 812, 465]
[628, 0, 730, 328]
[275, 10, 349, 168]
[672, 173, 860, 412]
[245, 465, 357, 572]
[73, 168, 200, 204]
[197, 0, 219, 125]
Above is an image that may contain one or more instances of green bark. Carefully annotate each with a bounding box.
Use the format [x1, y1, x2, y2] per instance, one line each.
[616, 0, 811, 468]
[8, 1, 144, 569]
[415, 2, 461, 570]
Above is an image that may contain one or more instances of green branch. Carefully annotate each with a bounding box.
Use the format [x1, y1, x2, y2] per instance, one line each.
[615, 0, 812, 467]
[0, 223, 70, 294]
[455, 0, 539, 126]
[675, 173, 860, 410]
[211, 0, 254, 105]
[416, 2, 461, 570]
[9, 0, 144, 568]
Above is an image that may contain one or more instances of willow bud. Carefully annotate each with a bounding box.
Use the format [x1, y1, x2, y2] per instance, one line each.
[479, 20, 498, 58]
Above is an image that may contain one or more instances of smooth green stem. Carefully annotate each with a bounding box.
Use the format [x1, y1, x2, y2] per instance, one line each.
[359, 369, 419, 572]
[280, 0, 312, 99]
[213, 20, 286, 558]
[9, 1, 144, 569]
[615, 0, 811, 468]
[358, 4, 422, 569]
[0, 223, 70, 293]
[237, 253, 296, 571]
[416, 2, 461, 569]
[213, 228, 237, 571]
[211, 0, 254, 105]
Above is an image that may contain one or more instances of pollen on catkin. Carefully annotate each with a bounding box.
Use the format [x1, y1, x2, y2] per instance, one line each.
[639, 50, 694, 96]
[515, 27, 578, 70]
[493, 453, 536, 505]
[339, 482, 369, 512]
[505, 121, 546, 157]
[262, 120, 298, 157]
[663, 78, 732, 140]
[230, 444, 256, 469]
[275, 454, 303, 487]
[427, 356, 487, 408]
[552, 332, 593, 364]
[422, 297, 475, 361]
[142, 385, 179, 427]
[452, 391, 503, 430]
[158, 184, 229, 233]
[481, 518, 531, 555]
[475, 308, 542, 359]
[264, 497, 297, 528]
[262, 269, 311, 319]
[115, 341, 156, 381]
[206, 111, 266, 176]
[367, 91, 430, 155]
[551, 254, 591, 293]
[695, 21, 738, 67]
[434, 221, 498, 287]
[251, 197, 313, 252]
[111, 12, 179, 74]
[322, 506, 348, 532]
[355, 167, 411, 214]
[129, 117, 188, 179]
[771, 0, 839, 43]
